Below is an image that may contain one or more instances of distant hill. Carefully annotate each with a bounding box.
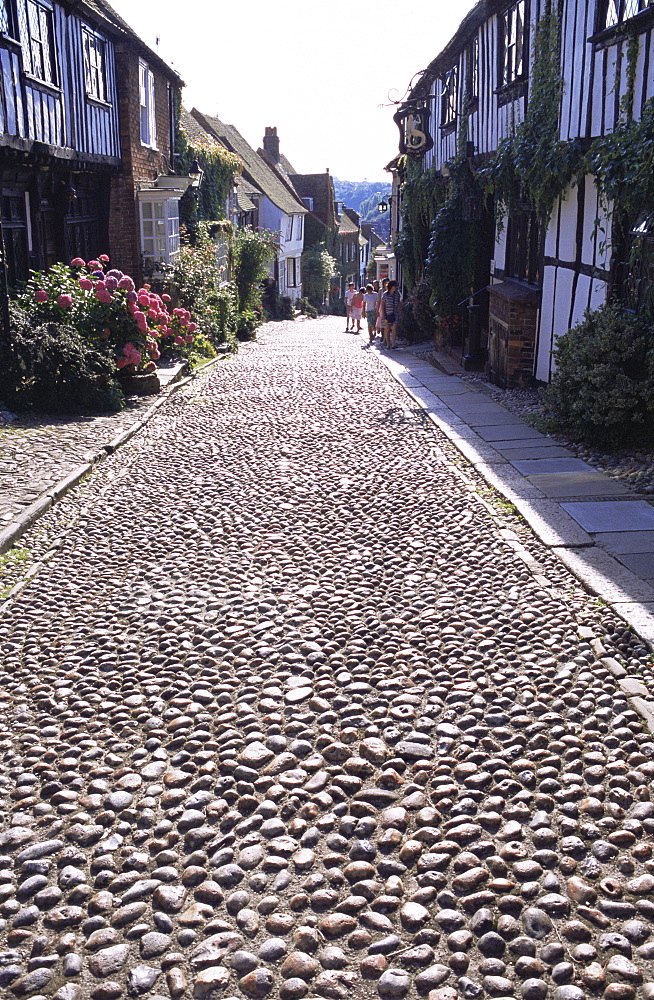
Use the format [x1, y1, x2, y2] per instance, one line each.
[333, 178, 392, 242]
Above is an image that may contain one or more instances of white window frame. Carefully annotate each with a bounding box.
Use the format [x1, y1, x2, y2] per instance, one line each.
[138, 190, 180, 265]
[82, 26, 107, 103]
[25, 0, 56, 85]
[285, 215, 293, 241]
[139, 60, 156, 148]
[286, 256, 296, 288]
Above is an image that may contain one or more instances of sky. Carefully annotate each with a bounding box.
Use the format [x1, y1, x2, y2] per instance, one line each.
[108, 0, 479, 183]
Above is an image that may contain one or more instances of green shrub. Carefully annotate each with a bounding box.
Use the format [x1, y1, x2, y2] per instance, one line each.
[278, 296, 294, 321]
[541, 303, 654, 448]
[236, 309, 260, 340]
[232, 227, 279, 312]
[297, 297, 318, 319]
[0, 304, 124, 413]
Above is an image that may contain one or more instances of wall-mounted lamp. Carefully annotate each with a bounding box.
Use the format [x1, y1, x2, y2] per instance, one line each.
[189, 159, 204, 189]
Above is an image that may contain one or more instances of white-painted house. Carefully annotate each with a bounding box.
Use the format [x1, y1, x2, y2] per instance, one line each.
[389, 0, 654, 387]
[192, 113, 306, 302]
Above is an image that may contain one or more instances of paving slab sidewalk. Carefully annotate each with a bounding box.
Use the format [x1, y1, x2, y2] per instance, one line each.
[376, 344, 654, 649]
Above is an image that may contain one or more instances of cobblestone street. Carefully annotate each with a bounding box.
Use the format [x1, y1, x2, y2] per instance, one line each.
[2, 317, 654, 1000]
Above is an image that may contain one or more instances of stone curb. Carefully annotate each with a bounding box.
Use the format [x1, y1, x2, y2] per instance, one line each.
[378, 349, 654, 654]
[0, 354, 226, 556]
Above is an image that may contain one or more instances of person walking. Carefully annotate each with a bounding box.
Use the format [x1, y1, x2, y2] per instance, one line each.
[380, 280, 402, 349]
[350, 286, 365, 334]
[364, 284, 378, 343]
[375, 278, 387, 340]
[344, 282, 356, 331]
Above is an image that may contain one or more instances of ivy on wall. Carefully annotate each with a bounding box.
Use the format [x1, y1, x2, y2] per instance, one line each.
[479, 0, 583, 226]
[395, 158, 448, 290]
[175, 100, 242, 235]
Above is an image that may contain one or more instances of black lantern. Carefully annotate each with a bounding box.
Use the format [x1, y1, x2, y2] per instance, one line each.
[189, 158, 204, 189]
[378, 199, 388, 213]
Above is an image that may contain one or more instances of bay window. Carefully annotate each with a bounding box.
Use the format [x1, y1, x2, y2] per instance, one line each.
[138, 192, 180, 264]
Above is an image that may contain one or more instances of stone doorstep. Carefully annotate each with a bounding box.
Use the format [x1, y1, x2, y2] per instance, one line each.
[499, 446, 573, 461]
[594, 530, 654, 554]
[510, 457, 594, 475]
[476, 424, 547, 442]
[554, 546, 654, 604]
[525, 473, 630, 499]
[157, 360, 190, 389]
[561, 500, 654, 533]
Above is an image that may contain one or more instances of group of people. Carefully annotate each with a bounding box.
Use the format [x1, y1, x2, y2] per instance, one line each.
[345, 278, 402, 350]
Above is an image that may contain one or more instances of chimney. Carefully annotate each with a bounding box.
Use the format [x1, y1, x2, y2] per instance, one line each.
[263, 126, 280, 163]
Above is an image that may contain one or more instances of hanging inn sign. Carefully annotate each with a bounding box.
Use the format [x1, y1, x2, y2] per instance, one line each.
[393, 102, 433, 159]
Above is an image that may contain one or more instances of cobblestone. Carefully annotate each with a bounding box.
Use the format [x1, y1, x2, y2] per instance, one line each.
[0, 318, 653, 1000]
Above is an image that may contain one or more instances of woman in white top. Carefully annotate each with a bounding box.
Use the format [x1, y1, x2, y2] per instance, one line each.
[363, 284, 378, 343]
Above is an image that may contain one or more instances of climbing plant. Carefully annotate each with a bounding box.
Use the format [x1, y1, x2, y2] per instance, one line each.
[175, 100, 241, 236]
[395, 158, 448, 290]
[479, 0, 584, 226]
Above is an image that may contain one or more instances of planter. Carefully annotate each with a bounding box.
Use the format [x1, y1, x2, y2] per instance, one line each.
[117, 371, 161, 396]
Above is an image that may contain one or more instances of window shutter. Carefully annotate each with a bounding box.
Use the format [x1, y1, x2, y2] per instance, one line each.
[139, 61, 148, 143]
[148, 69, 156, 148]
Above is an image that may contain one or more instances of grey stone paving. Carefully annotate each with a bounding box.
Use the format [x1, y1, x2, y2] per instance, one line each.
[0, 319, 654, 1000]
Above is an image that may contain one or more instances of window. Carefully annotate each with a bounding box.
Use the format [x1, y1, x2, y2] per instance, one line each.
[296, 215, 303, 241]
[138, 194, 180, 264]
[25, 0, 56, 85]
[599, 0, 653, 27]
[615, 213, 654, 310]
[505, 207, 543, 286]
[296, 256, 301, 287]
[139, 61, 156, 147]
[0, 0, 14, 35]
[287, 256, 296, 287]
[285, 215, 293, 241]
[83, 28, 106, 102]
[466, 36, 479, 102]
[500, 0, 525, 88]
[441, 66, 458, 127]
[301, 197, 314, 211]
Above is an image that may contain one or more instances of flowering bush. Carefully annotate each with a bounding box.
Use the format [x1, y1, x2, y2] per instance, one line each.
[20, 256, 200, 373]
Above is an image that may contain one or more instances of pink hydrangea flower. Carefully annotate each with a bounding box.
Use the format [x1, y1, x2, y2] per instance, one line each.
[57, 294, 73, 309]
[34, 289, 48, 303]
[88, 260, 101, 270]
[188, 322, 197, 333]
[138, 294, 150, 307]
[126, 290, 138, 304]
[105, 276, 118, 291]
[150, 348, 161, 360]
[96, 289, 113, 304]
[185, 335, 194, 343]
[70, 257, 86, 267]
[79, 277, 93, 291]
[162, 293, 171, 303]
[175, 335, 185, 345]
[98, 254, 110, 263]
[116, 356, 130, 369]
[118, 276, 135, 292]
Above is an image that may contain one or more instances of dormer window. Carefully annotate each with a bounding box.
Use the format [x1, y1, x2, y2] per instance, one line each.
[598, 0, 653, 28]
[139, 60, 156, 148]
[466, 36, 479, 103]
[24, 0, 56, 86]
[441, 66, 458, 128]
[83, 28, 107, 103]
[500, 0, 526, 87]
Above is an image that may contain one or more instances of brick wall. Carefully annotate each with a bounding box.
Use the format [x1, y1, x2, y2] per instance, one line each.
[108, 43, 178, 284]
[488, 282, 540, 388]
